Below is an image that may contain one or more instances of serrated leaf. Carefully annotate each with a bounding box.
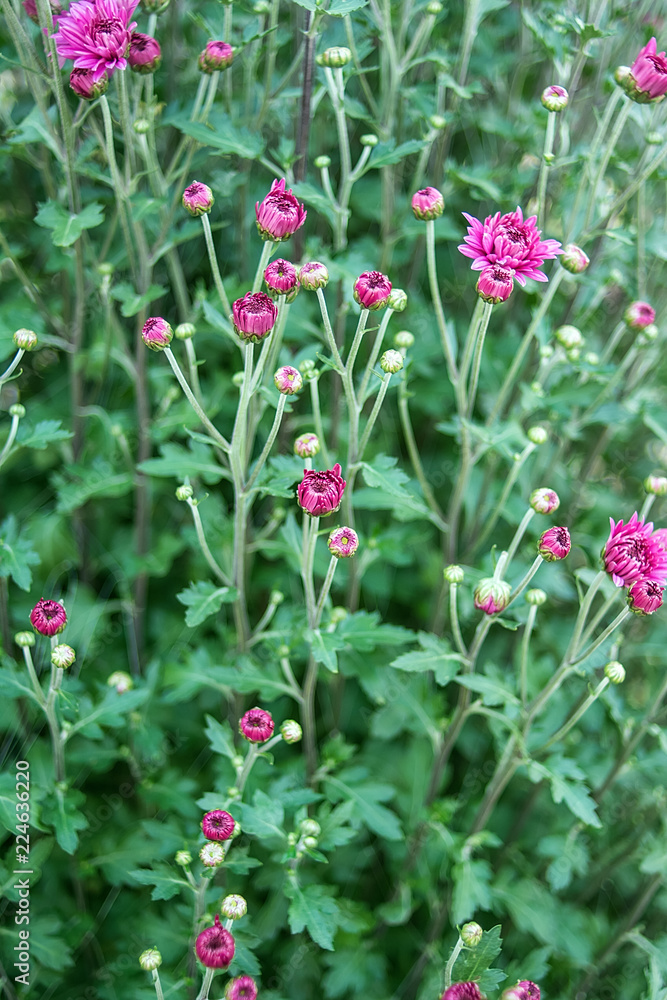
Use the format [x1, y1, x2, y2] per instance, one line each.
[138, 442, 227, 484]
[204, 715, 236, 759]
[163, 111, 264, 158]
[240, 790, 285, 840]
[34, 200, 104, 246]
[452, 924, 506, 993]
[305, 628, 343, 673]
[16, 419, 73, 450]
[26, 916, 74, 971]
[41, 788, 88, 855]
[326, 0, 369, 13]
[285, 881, 340, 950]
[110, 282, 166, 317]
[451, 857, 494, 924]
[527, 758, 601, 828]
[359, 455, 430, 519]
[176, 580, 237, 626]
[391, 632, 462, 686]
[0, 514, 40, 591]
[129, 864, 190, 900]
[455, 673, 519, 706]
[66, 689, 149, 739]
[325, 775, 402, 840]
[367, 139, 429, 170]
[336, 610, 414, 651]
[51, 458, 133, 514]
[0, 666, 42, 705]
[291, 181, 336, 227]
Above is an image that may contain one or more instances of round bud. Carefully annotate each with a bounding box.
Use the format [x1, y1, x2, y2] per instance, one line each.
[360, 134, 379, 147]
[444, 564, 464, 584]
[232, 372, 245, 388]
[566, 348, 580, 363]
[139, 949, 162, 971]
[645, 475, 667, 496]
[175, 850, 192, 866]
[646, 131, 663, 145]
[525, 588, 547, 606]
[287, 831, 298, 847]
[428, 113, 447, 129]
[232, 821, 242, 838]
[394, 330, 415, 349]
[529, 488, 560, 514]
[133, 118, 150, 134]
[560, 244, 590, 274]
[142, 316, 173, 352]
[294, 432, 320, 458]
[278, 644, 290, 658]
[108, 671, 133, 693]
[380, 350, 404, 374]
[460, 922, 483, 947]
[14, 631, 35, 648]
[182, 180, 215, 218]
[614, 65, 633, 90]
[329, 606, 348, 624]
[176, 484, 194, 501]
[226, 786, 241, 800]
[555, 325, 583, 350]
[274, 365, 303, 394]
[584, 351, 599, 366]
[97, 262, 114, 277]
[221, 894, 247, 920]
[425, 0, 442, 13]
[281, 719, 303, 743]
[411, 186, 444, 221]
[254, 0, 271, 11]
[9, 404, 25, 418]
[232, 754, 244, 770]
[175, 322, 196, 340]
[303, 835, 319, 849]
[300, 818, 321, 837]
[541, 85, 569, 112]
[314, 155, 332, 169]
[13, 329, 38, 351]
[200, 842, 225, 867]
[527, 426, 548, 445]
[299, 261, 329, 291]
[640, 324, 659, 343]
[388, 288, 408, 312]
[474, 578, 511, 616]
[51, 644, 76, 669]
[604, 660, 625, 685]
[270, 590, 284, 605]
[320, 46, 352, 68]
[540, 345, 554, 360]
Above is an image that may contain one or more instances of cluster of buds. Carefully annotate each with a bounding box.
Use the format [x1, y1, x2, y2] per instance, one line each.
[603, 512, 667, 614]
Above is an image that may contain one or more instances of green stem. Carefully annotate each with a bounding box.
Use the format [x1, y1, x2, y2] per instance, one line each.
[449, 582, 467, 657]
[473, 444, 536, 554]
[22, 647, 46, 705]
[566, 87, 621, 240]
[200, 71, 221, 122]
[0, 349, 24, 386]
[186, 499, 232, 586]
[115, 68, 136, 177]
[505, 508, 536, 567]
[425, 219, 458, 379]
[536, 111, 556, 224]
[507, 555, 543, 609]
[151, 970, 165, 1000]
[314, 556, 339, 627]
[519, 604, 538, 706]
[315, 288, 345, 371]
[99, 95, 138, 274]
[397, 379, 448, 531]
[598, 320, 626, 366]
[309, 377, 331, 467]
[223, 5, 233, 113]
[184, 338, 204, 403]
[359, 309, 394, 403]
[357, 373, 391, 458]
[196, 967, 216, 1000]
[444, 936, 464, 990]
[163, 348, 231, 452]
[201, 214, 232, 319]
[279, 652, 304, 703]
[301, 515, 320, 627]
[538, 677, 610, 753]
[569, 607, 631, 667]
[252, 241, 276, 294]
[244, 393, 287, 492]
[466, 300, 494, 417]
[582, 98, 632, 234]
[0, 414, 21, 469]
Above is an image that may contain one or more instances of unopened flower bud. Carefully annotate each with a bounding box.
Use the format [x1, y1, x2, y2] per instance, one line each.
[200, 842, 226, 867]
[226, 786, 240, 800]
[281, 719, 303, 743]
[624, 300, 655, 330]
[133, 118, 150, 134]
[299, 359, 316, 374]
[300, 818, 321, 837]
[444, 564, 464, 584]
[639, 323, 659, 343]
[303, 835, 319, 849]
[14, 329, 38, 351]
[411, 186, 444, 221]
[142, 316, 173, 351]
[525, 588, 547, 606]
[183, 180, 214, 217]
[278, 644, 290, 658]
[527, 426, 548, 445]
[394, 330, 414, 349]
[221, 894, 247, 920]
[627, 579, 664, 616]
[108, 671, 133, 693]
[555, 324, 583, 350]
[319, 46, 351, 67]
[584, 351, 599, 365]
[645, 475, 667, 496]
[604, 660, 625, 684]
[299, 261, 329, 290]
[425, 0, 442, 13]
[530, 488, 560, 514]
[274, 365, 303, 394]
[360, 134, 378, 147]
[9, 404, 25, 418]
[388, 287, 408, 311]
[294, 433, 320, 458]
[460, 922, 483, 947]
[175, 322, 196, 340]
[538, 526, 571, 561]
[51, 644, 76, 669]
[474, 578, 511, 616]
[232, 821, 242, 837]
[381, 350, 403, 373]
[199, 40, 233, 73]
[15, 631, 35, 647]
[566, 347, 580, 362]
[428, 113, 447, 129]
[560, 244, 590, 274]
[232, 372, 245, 388]
[541, 85, 568, 112]
[175, 850, 192, 866]
[139, 948, 162, 971]
[614, 65, 633, 90]
[176, 484, 193, 501]
[314, 155, 332, 169]
[329, 606, 348, 624]
[328, 526, 359, 558]
[646, 130, 663, 145]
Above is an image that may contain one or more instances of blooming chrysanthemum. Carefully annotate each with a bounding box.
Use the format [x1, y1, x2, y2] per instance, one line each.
[297, 463, 346, 516]
[458, 207, 562, 285]
[195, 915, 235, 968]
[54, 0, 139, 83]
[538, 526, 571, 561]
[256, 178, 307, 242]
[240, 707, 274, 743]
[201, 809, 235, 842]
[30, 599, 67, 636]
[603, 512, 667, 588]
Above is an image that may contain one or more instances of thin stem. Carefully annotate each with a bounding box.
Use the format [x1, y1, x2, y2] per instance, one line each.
[426, 219, 458, 379]
[151, 970, 165, 1000]
[0, 349, 24, 386]
[196, 967, 216, 1000]
[252, 241, 275, 294]
[315, 288, 345, 371]
[244, 393, 287, 493]
[466, 301, 493, 417]
[449, 583, 467, 657]
[582, 98, 632, 234]
[301, 515, 320, 627]
[163, 348, 231, 452]
[599, 320, 626, 366]
[397, 379, 447, 530]
[309, 377, 331, 467]
[569, 607, 631, 667]
[538, 678, 610, 753]
[314, 556, 339, 627]
[519, 604, 538, 706]
[22, 647, 46, 705]
[473, 444, 536, 554]
[279, 652, 304, 703]
[505, 508, 535, 567]
[536, 111, 556, 224]
[200, 71, 221, 122]
[0, 414, 21, 469]
[201, 214, 232, 319]
[444, 937, 464, 990]
[236, 744, 260, 795]
[184, 338, 204, 403]
[358, 373, 391, 458]
[566, 88, 621, 240]
[345, 309, 370, 377]
[115, 68, 136, 177]
[459, 297, 484, 389]
[186, 499, 232, 586]
[359, 309, 394, 403]
[507, 555, 543, 608]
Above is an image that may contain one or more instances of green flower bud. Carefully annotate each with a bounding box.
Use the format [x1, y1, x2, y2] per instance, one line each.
[281, 719, 303, 743]
[175, 850, 192, 866]
[360, 134, 379, 147]
[9, 404, 25, 418]
[176, 484, 194, 501]
[51, 644, 76, 669]
[605, 660, 625, 684]
[394, 330, 414, 349]
[525, 588, 547, 606]
[460, 921, 483, 947]
[175, 322, 196, 340]
[381, 349, 404, 373]
[139, 949, 162, 971]
[444, 564, 464, 584]
[527, 426, 548, 445]
[388, 288, 408, 312]
[314, 155, 332, 169]
[14, 631, 35, 647]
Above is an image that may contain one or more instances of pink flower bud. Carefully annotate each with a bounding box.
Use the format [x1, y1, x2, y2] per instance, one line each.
[354, 270, 392, 310]
[297, 463, 346, 516]
[201, 809, 235, 842]
[30, 599, 67, 636]
[628, 38, 667, 103]
[474, 578, 511, 615]
[107, 671, 133, 693]
[645, 475, 667, 496]
[265, 259, 298, 296]
[198, 40, 233, 73]
[225, 975, 258, 1000]
[603, 512, 667, 588]
[23, 0, 62, 22]
[239, 707, 275, 743]
[541, 85, 568, 111]
[538, 526, 571, 561]
[195, 915, 235, 968]
[560, 243, 590, 274]
[69, 68, 109, 100]
[299, 261, 329, 290]
[274, 365, 303, 394]
[13, 329, 38, 350]
[294, 433, 320, 458]
[441, 983, 485, 1000]
[327, 526, 359, 558]
[182, 181, 214, 216]
[255, 178, 307, 242]
[128, 32, 161, 73]
[502, 982, 540, 1000]
[411, 186, 444, 221]
[529, 488, 560, 514]
[142, 316, 173, 351]
[624, 300, 655, 330]
[627, 579, 664, 615]
[476, 264, 514, 304]
[232, 292, 277, 343]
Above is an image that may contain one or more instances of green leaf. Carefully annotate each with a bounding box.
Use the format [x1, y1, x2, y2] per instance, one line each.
[7, 106, 61, 158]
[204, 715, 236, 759]
[391, 632, 463, 686]
[290, 181, 337, 228]
[454, 673, 519, 706]
[163, 111, 264, 158]
[52, 458, 134, 514]
[0, 515, 40, 591]
[358, 455, 430, 519]
[254, 454, 303, 499]
[451, 857, 494, 924]
[452, 924, 506, 993]
[285, 881, 340, 950]
[305, 628, 344, 673]
[34, 200, 104, 247]
[336, 610, 414, 651]
[325, 774, 402, 840]
[367, 139, 429, 170]
[176, 580, 237, 627]
[66, 689, 149, 739]
[109, 282, 166, 317]
[41, 787, 88, 855]
[129, 864, 190, 900]
[0, 665, 42, 705]
[326, 0, 369, 13]
[27, 916, 74, 971]
[240, 790, 285, 840]
[17, 419, 73, 450]
[138, 442, 227, 485]
[527, 758, 601, 828]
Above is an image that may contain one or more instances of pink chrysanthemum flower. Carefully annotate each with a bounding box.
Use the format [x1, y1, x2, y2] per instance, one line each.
[502, 982, 541, 1000]
[69, 66, 109, 99]
[128, 31, 161, 73]
[538, 526, 571, 561]
[265, 258, 298, 296]
[624, 300, 655, 330]
[182, 180, 214, 217]
[458, 207, 562, 286]
[411, 186, 444, 221]
[354, 270, 392, 310]
[225, 976, 258, 1000]
[201, 809, 235, 842]
[530, 488, 560, 514]
[627, 579, 663, 616]
[195, 915, 235, 969]
[30, 598, 67, 636]
[476, 264, 513, 304]
[603, 512, 667, 588]
[629, 37, 667, 102]
[274, 365, 303, 394]
[256, 178, 307, 242]
[198, 40, 233, 73]
[327, 526, 359, 558]
[54, 0, 139, 83]
[441, 983, 485, 1000]
[297, 463, 346, 516]
[240, 707, 274, 743]
[299, 261, 329, 290]
[232, 292, 277, 343]
[142, 316, 173, 351]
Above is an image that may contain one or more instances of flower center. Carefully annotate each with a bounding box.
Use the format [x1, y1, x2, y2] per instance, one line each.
[502, 224, 529, 246]
[648, 54, 667, 74]
[491, 265, 512, 282]
[269, 194, 297, 213]
[93, 16, 122, 39]
[623, 537, 650, 565]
